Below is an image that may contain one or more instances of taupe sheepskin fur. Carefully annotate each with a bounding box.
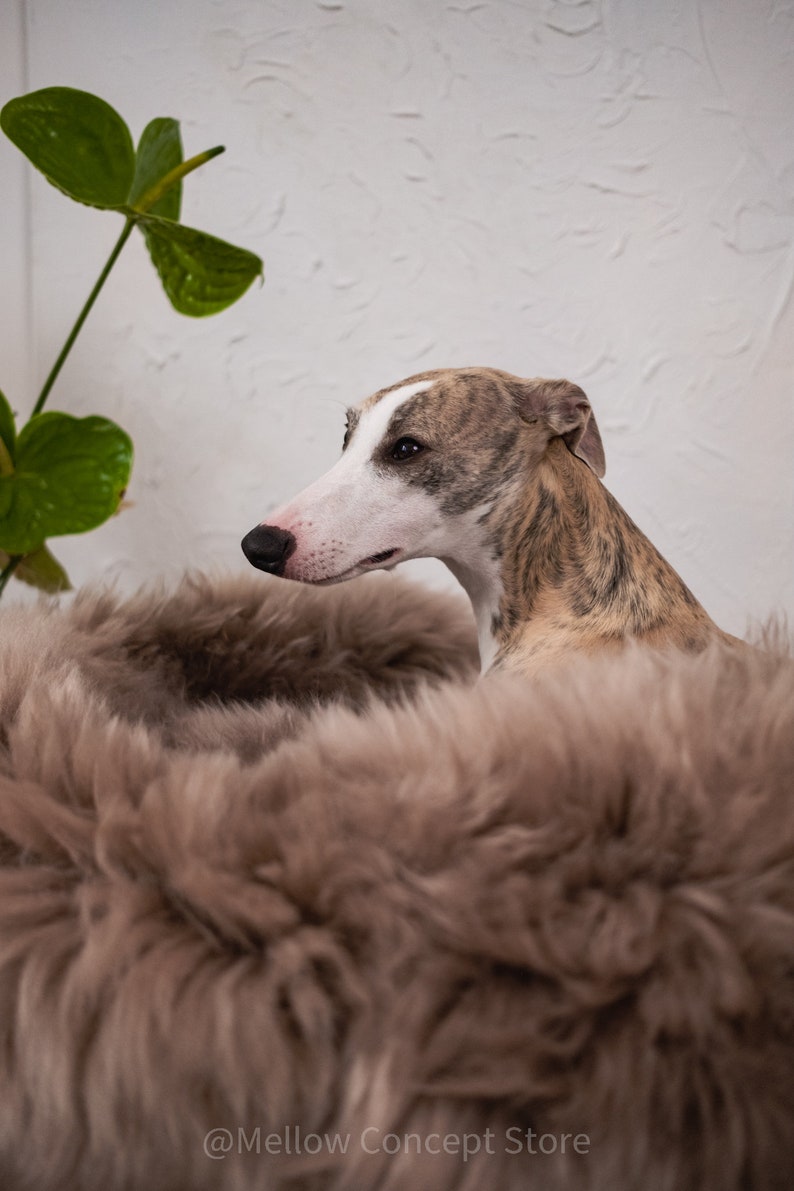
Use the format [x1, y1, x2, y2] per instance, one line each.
[0, 571, 792, 1191]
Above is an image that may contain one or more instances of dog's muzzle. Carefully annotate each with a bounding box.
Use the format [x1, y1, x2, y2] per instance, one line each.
[241, 524, 297, 575]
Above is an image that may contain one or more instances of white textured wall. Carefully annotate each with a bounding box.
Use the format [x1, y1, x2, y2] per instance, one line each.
[1, 0, 792, 633]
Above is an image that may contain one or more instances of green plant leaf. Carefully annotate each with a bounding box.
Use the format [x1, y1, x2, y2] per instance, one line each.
[139, 215, 263, 316]
[0, 86, 135, 209]
[0, 412, 133, 554]
[128, 117, 183, 220]
[0, 389, 17, 471]
[0, 544, 72, 594]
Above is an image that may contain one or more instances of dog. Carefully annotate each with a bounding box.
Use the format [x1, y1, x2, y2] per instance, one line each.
[241, 367, 734, 673]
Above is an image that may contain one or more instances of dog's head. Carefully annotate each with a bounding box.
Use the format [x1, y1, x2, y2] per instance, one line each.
[241, 367, 605, 584]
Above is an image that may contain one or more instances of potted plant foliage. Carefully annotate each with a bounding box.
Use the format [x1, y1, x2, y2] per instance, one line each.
[0, 86, 262, 596]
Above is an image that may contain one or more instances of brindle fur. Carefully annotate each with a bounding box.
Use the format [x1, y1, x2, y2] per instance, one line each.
[489, 437, 724, 670]
[355, 367, 733, 673]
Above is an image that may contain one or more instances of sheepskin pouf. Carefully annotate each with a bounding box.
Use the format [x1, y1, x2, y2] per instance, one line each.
[0, 572, 792, 1191]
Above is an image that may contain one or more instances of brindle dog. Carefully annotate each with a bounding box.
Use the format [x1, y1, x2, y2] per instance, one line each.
[242, 368, 734, 673]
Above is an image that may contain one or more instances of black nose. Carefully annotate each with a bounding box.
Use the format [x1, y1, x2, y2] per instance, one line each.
[241, 525, 296, 575]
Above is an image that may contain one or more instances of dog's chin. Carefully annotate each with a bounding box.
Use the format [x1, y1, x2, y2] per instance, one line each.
[290, 548, 402, 586]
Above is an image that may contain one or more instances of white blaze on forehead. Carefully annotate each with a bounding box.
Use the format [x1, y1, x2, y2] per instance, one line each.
[264, 379, 438, 553]
[347, 379, 434, 462]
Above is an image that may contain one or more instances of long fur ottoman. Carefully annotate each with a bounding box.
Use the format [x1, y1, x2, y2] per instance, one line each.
[0, 572, 791, 1191]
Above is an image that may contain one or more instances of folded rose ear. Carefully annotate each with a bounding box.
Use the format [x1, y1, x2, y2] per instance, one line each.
[512, 377, 606, 478]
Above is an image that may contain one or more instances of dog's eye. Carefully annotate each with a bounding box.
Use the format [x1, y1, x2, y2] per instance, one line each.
[391, 437, 424, 461]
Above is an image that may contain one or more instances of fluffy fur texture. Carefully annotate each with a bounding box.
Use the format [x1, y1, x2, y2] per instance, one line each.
[0, 571, 792, 1191]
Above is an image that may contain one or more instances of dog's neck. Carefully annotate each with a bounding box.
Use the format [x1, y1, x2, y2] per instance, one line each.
[442, 552, 504, 672]
[445, 439, 714, 673]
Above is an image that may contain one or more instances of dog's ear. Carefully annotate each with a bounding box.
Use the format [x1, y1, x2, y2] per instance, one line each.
[512, 378, 606, 478]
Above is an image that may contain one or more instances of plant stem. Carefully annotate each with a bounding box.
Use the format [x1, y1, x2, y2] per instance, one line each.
[32, 216, 136, 417]
[134, 145, 225, 214]
[0, 554, 22, 597]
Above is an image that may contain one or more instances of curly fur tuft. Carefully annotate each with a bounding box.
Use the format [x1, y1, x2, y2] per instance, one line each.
[0, 571, 791, 1190]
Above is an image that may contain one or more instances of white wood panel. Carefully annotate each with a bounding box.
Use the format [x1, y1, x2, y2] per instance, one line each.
[0, 0, 31, 413]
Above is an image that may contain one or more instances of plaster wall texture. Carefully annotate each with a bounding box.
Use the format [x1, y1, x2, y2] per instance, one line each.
[1, 0, 792, 634]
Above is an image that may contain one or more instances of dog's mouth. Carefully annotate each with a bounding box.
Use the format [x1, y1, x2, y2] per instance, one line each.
[308, 548, 401, 586]
[361, 548, 399, 567]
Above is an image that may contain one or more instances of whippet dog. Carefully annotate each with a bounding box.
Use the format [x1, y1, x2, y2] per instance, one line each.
[241, 367, 732, 673]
